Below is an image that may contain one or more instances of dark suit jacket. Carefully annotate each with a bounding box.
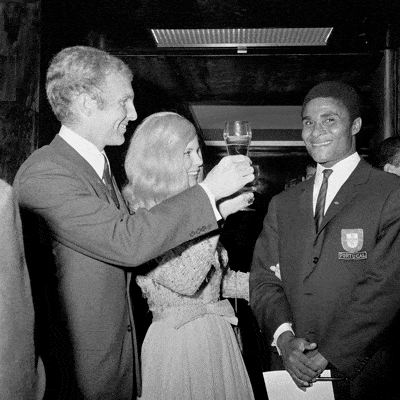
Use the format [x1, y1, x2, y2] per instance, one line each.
[14, 135, 218, 399]
[0, 180, 45, 399]
[250, 159, 400, 399]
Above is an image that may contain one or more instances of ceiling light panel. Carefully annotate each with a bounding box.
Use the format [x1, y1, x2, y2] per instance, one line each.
[151, 28, 333, 48]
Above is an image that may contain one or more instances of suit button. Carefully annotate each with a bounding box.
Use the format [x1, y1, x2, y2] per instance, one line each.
[313, 257, 319, 264]
[127, 324, 132, 332]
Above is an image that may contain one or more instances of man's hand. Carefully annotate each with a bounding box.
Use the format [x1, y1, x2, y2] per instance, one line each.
[277, 331, 321, 391]
[202, 155, 254, 200]
[218, 192, 254, 218]
[306, 349, 329, 372]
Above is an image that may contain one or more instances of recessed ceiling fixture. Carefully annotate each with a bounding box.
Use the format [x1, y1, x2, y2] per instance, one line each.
[151, 28, 333, 49]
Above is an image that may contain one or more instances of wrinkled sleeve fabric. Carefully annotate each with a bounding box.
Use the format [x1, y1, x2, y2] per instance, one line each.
[14, 156, 218, 268]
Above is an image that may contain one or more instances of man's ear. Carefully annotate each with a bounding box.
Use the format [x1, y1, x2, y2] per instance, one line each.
[75, 93, 97, 117]
[351, 117, 362, 136]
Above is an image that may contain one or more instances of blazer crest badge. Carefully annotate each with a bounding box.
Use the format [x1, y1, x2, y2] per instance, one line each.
[339, 229, 367, 260]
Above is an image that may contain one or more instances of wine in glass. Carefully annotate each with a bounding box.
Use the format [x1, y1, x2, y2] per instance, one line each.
[223, 121, 252, 156]
[223, 121, 255, 210]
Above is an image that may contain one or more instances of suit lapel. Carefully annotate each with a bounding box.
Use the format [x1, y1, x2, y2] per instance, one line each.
[113, 176, 129, 213]
[315, 159, 372, 237]
[50, 135, 104, 184]
[296, 178, 322, 279]
[50, 135, 128, 210]
[299, 179, 315, 233]
[303, 160, 372, 279]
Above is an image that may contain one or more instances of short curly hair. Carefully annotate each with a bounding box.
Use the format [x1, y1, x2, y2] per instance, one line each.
[46, 46, 133, 125]
[301, 81, 361, 122]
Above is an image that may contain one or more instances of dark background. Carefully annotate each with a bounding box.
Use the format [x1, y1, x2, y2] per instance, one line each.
[38, 1, 400, 397]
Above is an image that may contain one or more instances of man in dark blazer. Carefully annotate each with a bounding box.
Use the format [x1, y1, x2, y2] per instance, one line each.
[250, 81, 400, 400]
[0, 179, 45, 399]
[14, 46, 254, 400]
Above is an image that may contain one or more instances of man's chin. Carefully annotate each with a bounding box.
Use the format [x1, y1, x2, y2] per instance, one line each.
[114, 134, 126, 146]
[308, 150, 327, 165]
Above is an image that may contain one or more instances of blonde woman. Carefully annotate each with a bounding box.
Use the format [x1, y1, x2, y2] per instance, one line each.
[123, 112, 255, 400]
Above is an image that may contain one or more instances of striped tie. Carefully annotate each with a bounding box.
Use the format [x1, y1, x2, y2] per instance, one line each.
[102, 155, 120, 208]
[314, 169, 333, 232]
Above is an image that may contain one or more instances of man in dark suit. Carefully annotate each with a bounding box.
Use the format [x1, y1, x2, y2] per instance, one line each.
[14, 46, 254, 399]
[0, 179, 45, 400]
[250, 81, 400, 400]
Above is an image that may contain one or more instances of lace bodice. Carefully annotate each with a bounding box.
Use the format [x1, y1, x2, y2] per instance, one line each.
[136, 237, 249, 314]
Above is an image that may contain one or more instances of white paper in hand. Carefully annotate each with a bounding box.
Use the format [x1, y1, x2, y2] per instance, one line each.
[263, 370, 335, 400]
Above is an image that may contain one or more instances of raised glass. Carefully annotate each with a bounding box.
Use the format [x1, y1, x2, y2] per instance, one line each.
[223, 121, 257, 210]
[223, 121, 252, 156]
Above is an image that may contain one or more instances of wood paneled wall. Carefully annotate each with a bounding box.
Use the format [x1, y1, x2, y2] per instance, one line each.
[0, 1, 40, 184]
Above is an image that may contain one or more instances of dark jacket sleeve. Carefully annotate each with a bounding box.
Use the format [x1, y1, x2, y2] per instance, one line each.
[14, 156, 218, 268]
[250, 196, 293, 342]
[0, 180, 45, 399]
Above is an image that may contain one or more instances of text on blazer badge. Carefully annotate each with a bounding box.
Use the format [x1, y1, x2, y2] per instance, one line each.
[339, 229, 367, 260]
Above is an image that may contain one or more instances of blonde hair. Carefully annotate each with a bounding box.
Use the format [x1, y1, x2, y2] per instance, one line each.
[123, 112, 198, 211]
[46, 46, 132, 125]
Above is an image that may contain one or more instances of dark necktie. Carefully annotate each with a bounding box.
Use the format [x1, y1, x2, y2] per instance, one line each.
[314, 169, 333, 232]
[102, 155, 120, 208]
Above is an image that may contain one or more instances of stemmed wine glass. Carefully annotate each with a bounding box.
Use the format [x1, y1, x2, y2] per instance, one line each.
[223, 121, 258, 210]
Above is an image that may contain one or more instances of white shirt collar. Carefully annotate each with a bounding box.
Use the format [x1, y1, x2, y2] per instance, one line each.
[58, 125, 106, 179]
[315, 152, 361, 178]
[313, 152, 361, 213]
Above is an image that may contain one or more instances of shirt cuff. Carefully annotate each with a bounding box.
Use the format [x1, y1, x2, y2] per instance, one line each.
[199, 182, 222, 221]
[272, 323, 294, 355]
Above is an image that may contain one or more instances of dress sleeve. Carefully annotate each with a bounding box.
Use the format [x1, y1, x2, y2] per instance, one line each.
[150, 238, 216, 296]
[221, 270, 250, 301]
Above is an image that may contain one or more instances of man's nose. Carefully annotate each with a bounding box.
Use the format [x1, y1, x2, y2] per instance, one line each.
[311, 121, 325, 136]
[127, 101, 137, 121]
